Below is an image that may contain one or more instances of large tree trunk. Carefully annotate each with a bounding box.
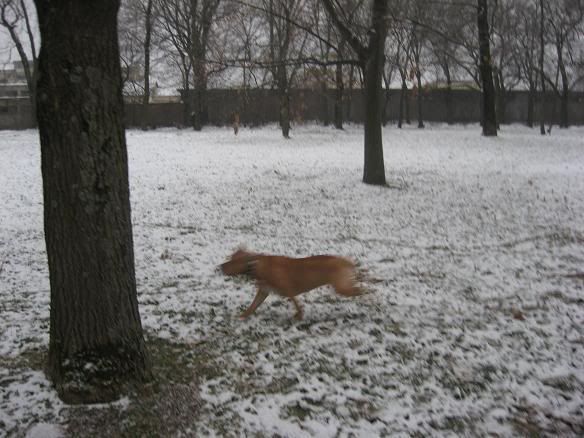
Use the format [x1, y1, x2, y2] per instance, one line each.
[35, 0, 149, 404]
[362, 0, 388, 186]
[477, 0, 497, 136]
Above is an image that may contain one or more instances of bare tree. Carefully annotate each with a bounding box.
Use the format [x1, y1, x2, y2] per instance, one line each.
[427, 11, 459, 125]
[0, 0, 37, 117]
[513, 0, 539, 127]
[490, 0, 521, 126]
[409, 0, 431, 129]
[538, 0, 546, 134]
[542, 0, 584, 128]
[228, 1, 268, 126]
[477, 0, 497, 136]
[322, 0, 389, 185]
[34, 0, 149, 403]
[391, 11, 413, 128]
[264, 0, 309, 138]
[157, 0, 221, 129]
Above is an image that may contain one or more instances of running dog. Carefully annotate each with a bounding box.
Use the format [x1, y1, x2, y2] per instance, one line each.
[220, 248, 362, 320]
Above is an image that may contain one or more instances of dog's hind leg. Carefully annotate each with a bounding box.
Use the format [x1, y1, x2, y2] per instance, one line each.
[240, 288, 269, 319]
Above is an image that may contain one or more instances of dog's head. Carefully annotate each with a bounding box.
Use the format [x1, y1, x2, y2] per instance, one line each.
[220, 248, 256, 276]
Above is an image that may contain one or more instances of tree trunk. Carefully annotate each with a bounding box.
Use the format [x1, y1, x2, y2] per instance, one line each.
[405, 85, 411, 124]
[477, 0, 497, 136]
[280, 93, 291, 138]
[183, 81, 191, 127]
[493, 68, 506, 127]
[192, 57, 207, 131]
[35, 0, 149, 404]
[142, 0, 153, 106]
[362, 0, 388, 186]
[141, 0, 153, 130]
[443, 63, 453, 125]
[347, 64, 355, 121]
[334, 61, 344, 129]
[321, 66, 330, 126]
[527, 81, 535, 128]
[416, 70, 424, 128]
[398, 75, 407, 129]
[557, 43, 569, 128]
[539, 0, 546, 135]
[382, 72, 391, 127]
[279, 73, 291, 139]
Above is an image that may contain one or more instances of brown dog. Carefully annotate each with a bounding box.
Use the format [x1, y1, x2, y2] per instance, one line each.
[220, 248, 362, 320]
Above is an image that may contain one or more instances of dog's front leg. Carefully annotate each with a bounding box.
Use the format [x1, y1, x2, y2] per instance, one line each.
[290, 296, 303, 320]
[240, 287, 269, 319]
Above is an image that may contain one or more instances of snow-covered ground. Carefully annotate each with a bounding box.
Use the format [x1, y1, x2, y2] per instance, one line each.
[1, 124, 583, 437]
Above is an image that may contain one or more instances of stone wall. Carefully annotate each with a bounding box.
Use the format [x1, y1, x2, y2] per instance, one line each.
[1, 89, 582, 130]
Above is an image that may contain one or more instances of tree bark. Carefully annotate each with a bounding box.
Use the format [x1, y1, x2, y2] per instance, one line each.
[477, 0, 497, 136]
[322, 0, 387, 185]
[493, 68, 506, 126]
[321, 66, 330, 126]
[557, 40, 569, 128]
[35, 0, 149, 404]
[415, 69, 424, 129]
[398, 76, 407, 129]
[141, 0, 153, 130]
[279, 85, 291, 139]
[382, 71, 391, 127]
[443, 62, 453, 125]
[142, 0, 153, 106]
[539, 0, 546, 135]
[334, 60, 344, 129]
[361, 0, 388, 185]
[527, 81, 535, 128]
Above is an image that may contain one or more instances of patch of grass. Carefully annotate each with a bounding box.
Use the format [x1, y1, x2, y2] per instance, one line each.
[263, 376, 300, 394]
[387, 342, 416, 362]
[285, 401, 312, 421]
[0, 346, 46, 371]
[429, 416, 469, 434]
[65, 334, 218, 437]
[438, 372, 488, 400]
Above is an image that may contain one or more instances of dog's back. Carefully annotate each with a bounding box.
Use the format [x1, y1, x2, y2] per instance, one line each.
[253, 255, 358, 296]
